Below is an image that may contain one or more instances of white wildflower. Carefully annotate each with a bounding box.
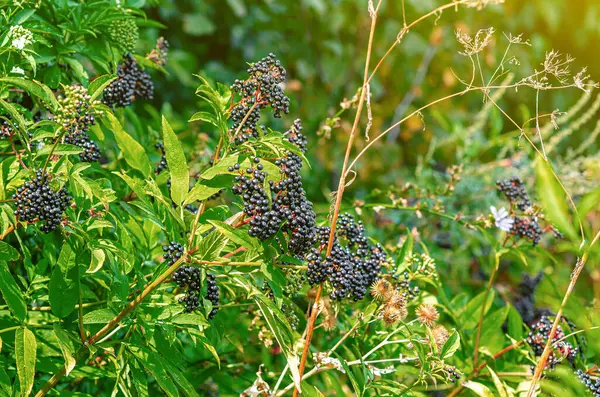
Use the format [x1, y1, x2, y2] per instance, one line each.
[456, 28, 495, 56]
[490, 206, 514, 232]
[11, 66, 25, 75]
[321, 357, 345, 373]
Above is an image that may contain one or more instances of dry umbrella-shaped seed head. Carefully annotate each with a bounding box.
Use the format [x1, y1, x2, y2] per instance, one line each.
[431, 324, 449, 349]
[370, 279, 393, 301]
[416, 303, 439, 327]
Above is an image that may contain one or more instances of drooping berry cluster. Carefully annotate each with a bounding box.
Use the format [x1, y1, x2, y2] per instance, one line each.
[526, 315, 578, 371]
[230, 53, 290, 144]
[172, 265, 201, 312]
[55, 85, 103, 162]
[306, 214, 387, 301]
[147, 37, 169, 67]
[13, 170, 71, 232]
[103, 53, 154, 108]
[163, 241, 184, 265]
[205, 273, 219, 319]
[513, 272, 544, 324]
[576, 369, 600, 396]
[1, 119, 14, 139]
[231, 120, 316, 256]
[496, 176, 532, 211]
[511, 216, 543, 246]
[108, 17, 139, 53]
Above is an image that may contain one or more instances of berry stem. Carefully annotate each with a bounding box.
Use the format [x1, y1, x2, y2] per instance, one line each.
[526, 229, 600, 397]
[293, 3, 380, 395]
[34, 254, 188, 397]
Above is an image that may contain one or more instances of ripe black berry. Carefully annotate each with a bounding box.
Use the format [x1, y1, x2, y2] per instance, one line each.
[103, 54, 154, 108]
[12, 170, 71, 233]
[205, 273, 219, 319]
[496, 176, 532, 211]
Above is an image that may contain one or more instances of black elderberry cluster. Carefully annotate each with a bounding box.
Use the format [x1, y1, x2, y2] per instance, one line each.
[1, 119, 14, 139]
[172, 265, 202, 312]
[513, 272, 544, 324]
[205, 273, 219, 319]
[394, 271, 420, 298]
[103, 53, 153, 108]
[155, 142, 168, 174]
[496, 176, 532, 211]
[446, 366, 461, 383]
[511, 216, 543, 246]
[231, 120, 316, 256]
[306, 214, 387, 301]
[163, 241, 184, 265]
[230, 53, 290, 145]
[576, 369, 600, 396]
[13, 170, 71, 233]
[526, 315, 578, 371]
[55, 85, 102, 163]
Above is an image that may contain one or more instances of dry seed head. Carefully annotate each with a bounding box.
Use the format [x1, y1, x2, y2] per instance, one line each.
[431, 325, 449, 349]
[370, 279, 393, 301]
[416, 304, 439, 327]
[386, 291, 406, 310]
[382, 305, 408, 325]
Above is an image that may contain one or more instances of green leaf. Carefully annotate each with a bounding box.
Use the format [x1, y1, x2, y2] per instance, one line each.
[161, 116, 189, 205]
[35, 143, 82, 157]
[53, 324, 77, 376]
[395, 231, 413, 273]
[128, 346, 179, 397]
[535, 160, 576, 239]
[188, 329, 220, 368]
[83, 308, 116, 324]
[0, 77, 59, 110]
[196, 232, 228, 261]
[189, 111, 218, 127]
[15, 327, 36, 397]
[199, 155, 239, 180]
[183, 181, 223, 206]
[0, 261, 27, 320]
[208, 220, 258, 250]
[49, 244, 79, 318]
[463, 381, 494, 397]
[487, 366, 509, 397]
[106, 112, 152, 176]
[300, 382, 325, 397]
[87, 249, 106, 273]
[88, 74, 117, 101]
[440, 329, 460, 359]
[0, 241, 19, 260]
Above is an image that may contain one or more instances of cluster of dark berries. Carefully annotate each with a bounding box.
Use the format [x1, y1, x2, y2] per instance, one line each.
[55, 85, 103, 163]
[147, 37, 169, 67]
[64, 130, 101, 162]
[576, 369, 600, 396]
[513, 272, 544, 324]
[108, 17, 139, 53]
[103, 53, 153, 108]
[511, 216, 543, 246]
[526, 315, 578, 371]
[446, 366, 461, 383]
[496, 176, 532, 211]
[205, 273, 219, 319]
[229, 53, 290, 144]
[394, 271, 420, 298]
[231, 120, 316, 257]
[163, 241, 184, 265]
[155, 142, 168, 174]
[1, 119, 14, 139]
[172, 265, 202, 312]
[13, 170, 71, 233]
[306, 214, 387, 301]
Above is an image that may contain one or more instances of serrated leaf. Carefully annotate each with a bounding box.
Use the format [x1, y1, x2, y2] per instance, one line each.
[183, 181, 222, 206]
[53, 324, 76, 376]
[463, 381, 494, 397]
[87, 249, 106, 273]
[83, 308, 116, 324]
[189, 111, 218, 127]
[199, 155, 239, 180]
[162, 116, 189, 205]
[441, 329, 460, 359]
[0, 261, 26, 321]
[128, 346, 179, 397]
[0, 241, 19, 260]
[535, 160, 576, 239]
[106, 112, 152, 176]
[49, 244, 79, 318]
[208, 220, 258, 250]
[15, 327, 36, 397]
[488, 366, 509, 397]
[35, 143, 82, 157]
[0, 77, 59, 110]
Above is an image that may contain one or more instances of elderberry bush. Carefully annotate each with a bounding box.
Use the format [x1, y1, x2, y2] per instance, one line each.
[526, 315, 578, 371]
[13, 170, 71, 233]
